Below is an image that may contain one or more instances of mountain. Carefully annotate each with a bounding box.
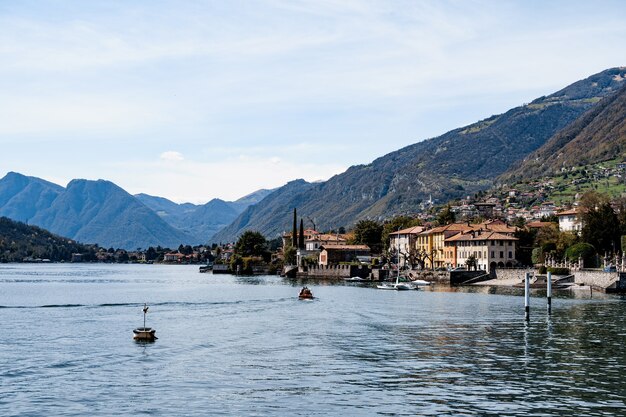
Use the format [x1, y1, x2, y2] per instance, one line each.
[29, 179, 193, 249]
[212, 179, 314, 243]
[0, 216, 93, 262]
[135, 188, 274, 242]
[0, 174, 193, 249]
[228, 188, 275, 213]
[136, 195, 239, 243]
[134, 193, 198, 219]
[0, 172, 64, 222]
[212, 67, 626, 242]
[499, 81, 626, 182]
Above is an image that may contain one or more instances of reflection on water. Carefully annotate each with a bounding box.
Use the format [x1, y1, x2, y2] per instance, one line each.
[0, 264, 625, 416]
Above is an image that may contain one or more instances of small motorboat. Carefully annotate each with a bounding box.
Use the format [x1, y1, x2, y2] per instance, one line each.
[376, 282, 414, 290]
[298, 286, 314, 299]
[376, 283, 395, 290]
[411, 279, 431, 286]
[393, 282, 413, 291]
[344, 276, 367, 282]
[378, 269, 415, 291]
[133, 303, 157, 341]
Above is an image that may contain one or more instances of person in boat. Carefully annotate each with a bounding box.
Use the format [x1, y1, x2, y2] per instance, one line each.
[299, 286, 312, 297]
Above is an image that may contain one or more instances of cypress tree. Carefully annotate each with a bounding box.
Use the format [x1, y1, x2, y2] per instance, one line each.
[299, 218, 305, 249]
[292, 208, 297, 247]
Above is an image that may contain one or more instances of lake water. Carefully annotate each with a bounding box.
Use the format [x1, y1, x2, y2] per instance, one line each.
[1, 264, 625, 416]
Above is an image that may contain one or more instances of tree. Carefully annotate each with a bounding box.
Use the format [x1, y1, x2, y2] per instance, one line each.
[284, 246, 297, 265]
[436, 204, 456, 226]
[291, 208, 297, 248]
[513, 216, 527, 229]
[465, 254, 477, 271]
[565, 242, 597, 268]
[299, 218, 305, 249]
[381, 216, 422, 251]
[145, 247, 157, 261]
[267, 237, 283, 252]
[235, 231, 268, 258]
[349, 220, 383, 254]
[580, 192, 620, 254]
[514, 227, 536, 266]
[179, 244, 193, 255]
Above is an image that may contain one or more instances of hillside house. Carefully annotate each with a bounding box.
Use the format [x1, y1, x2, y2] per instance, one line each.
[319, 245, 371, 266]
[557, 208, 582, 233]
[305, 233, 347, 251]
[282, 229, 319, 249]
[163, 252, 184, 262]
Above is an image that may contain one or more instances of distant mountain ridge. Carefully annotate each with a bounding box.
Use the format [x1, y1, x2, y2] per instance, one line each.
[135, 188, 273, 243]
[0, 172, 270, 249]
[212, 67, 626, 242]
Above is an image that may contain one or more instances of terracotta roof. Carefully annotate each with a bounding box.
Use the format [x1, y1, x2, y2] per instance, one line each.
[390, 226, 425, 235]
[320, 245, 370, 251]
[308, 234, 347, 242]
[557, 208, 578, 216]
[419, 223, 475, 235]
[445, 231, 518, 242]
[526, 221, 555, 228]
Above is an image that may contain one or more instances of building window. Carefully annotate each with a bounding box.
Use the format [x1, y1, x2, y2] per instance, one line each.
[508, 251, 512, 259]
[500, 251, 504, 258]
[491, 251, 495, 258]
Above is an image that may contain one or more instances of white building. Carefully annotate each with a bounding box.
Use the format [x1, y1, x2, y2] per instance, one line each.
[388, 226, 424, 268]
[557, 208, 582, 233]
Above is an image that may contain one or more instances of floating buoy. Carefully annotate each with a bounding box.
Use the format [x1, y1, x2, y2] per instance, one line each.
[133, 303, 157, 341]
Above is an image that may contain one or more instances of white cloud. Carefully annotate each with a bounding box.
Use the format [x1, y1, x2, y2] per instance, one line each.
[159, 151, 185, 162]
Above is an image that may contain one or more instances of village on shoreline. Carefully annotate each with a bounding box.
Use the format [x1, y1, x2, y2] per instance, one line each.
[62, 187, 623, 295]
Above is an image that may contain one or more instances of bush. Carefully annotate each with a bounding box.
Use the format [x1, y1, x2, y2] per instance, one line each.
[538, 265, 547, 274]
[242, 256, 265, 275]
[565, 242, 597, 268]
[531, 247, 544, 265]
[547, 267, 570, 275]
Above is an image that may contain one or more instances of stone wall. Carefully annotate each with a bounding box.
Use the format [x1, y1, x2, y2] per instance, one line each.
[574, 269, 619, 289]
[371, 268, 389, 281]
[301, 264, 370, 279]
[617, 273, 626, 291]
[407, 270, 450, 284]
[491, 268, 530, 281]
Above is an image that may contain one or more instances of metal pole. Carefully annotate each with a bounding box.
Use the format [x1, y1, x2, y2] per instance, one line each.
[547, 271, 552, 315]
[524, 272, 530, 322]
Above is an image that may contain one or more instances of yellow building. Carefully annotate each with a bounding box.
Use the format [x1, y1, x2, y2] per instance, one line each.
[417, 223, 475, 269]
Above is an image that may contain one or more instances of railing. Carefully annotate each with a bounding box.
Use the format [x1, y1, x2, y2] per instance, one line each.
[545, 253, 626, 272]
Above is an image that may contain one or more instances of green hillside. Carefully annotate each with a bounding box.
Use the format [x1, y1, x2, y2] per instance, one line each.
[0, 216, 95, 262]
[500, 80, 626, 182]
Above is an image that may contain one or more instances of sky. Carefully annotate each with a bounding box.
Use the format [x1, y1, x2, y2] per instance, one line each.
[1, 0, 625, 204]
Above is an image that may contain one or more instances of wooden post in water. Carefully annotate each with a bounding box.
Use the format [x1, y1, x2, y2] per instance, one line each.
[524, 272, 530, 322]
[547, 271, 552, 315]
